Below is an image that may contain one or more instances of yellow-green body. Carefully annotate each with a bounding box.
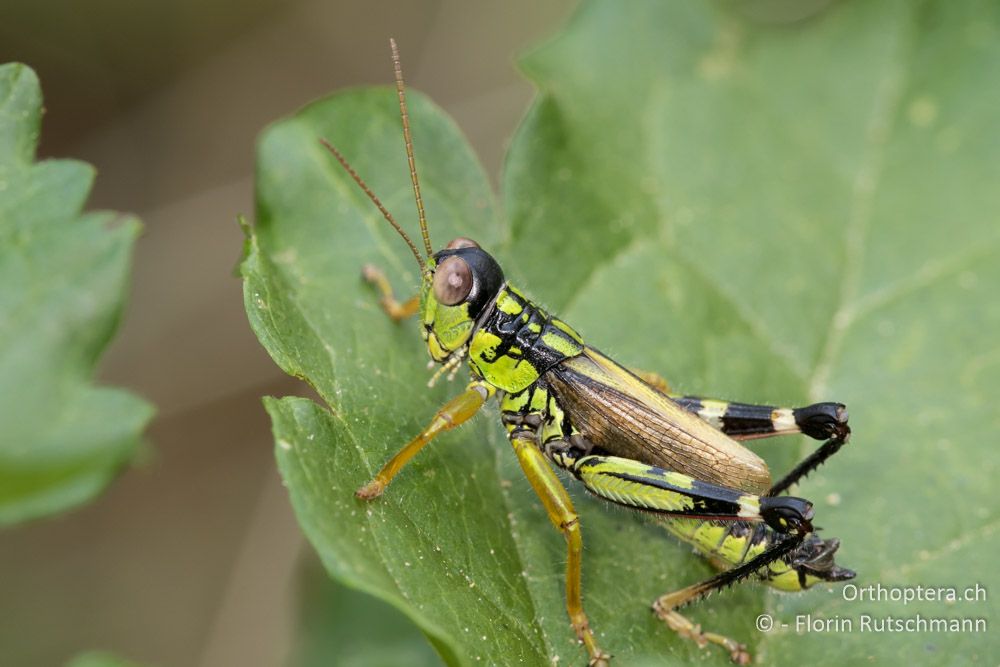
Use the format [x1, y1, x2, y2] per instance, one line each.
[418, 265, 836, 591]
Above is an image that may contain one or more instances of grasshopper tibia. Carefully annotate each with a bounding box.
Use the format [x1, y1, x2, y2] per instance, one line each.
[356, 382, 490, 499]
[653, 529, 807, 664]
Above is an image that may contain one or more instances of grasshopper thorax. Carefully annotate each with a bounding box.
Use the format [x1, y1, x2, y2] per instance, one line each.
[420, 238, 505, 363]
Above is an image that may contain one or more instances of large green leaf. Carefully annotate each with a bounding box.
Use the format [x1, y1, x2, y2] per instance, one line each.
[0, 64, 153, 526]
[243, 1, 999, 665]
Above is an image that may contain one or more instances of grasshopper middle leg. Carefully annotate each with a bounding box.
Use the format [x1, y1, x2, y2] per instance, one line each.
[629, 367, 671, 393]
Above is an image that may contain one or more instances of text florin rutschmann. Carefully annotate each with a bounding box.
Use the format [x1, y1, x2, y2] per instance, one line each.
[754, 582, 989, 635]
[796, 613, 986, 634]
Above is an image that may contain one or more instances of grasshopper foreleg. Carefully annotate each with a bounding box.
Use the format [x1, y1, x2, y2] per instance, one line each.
[356, 382, 491, 499]
[362, 263, 420, 320]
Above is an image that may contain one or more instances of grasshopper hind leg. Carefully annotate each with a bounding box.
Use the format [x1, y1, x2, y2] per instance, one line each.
[666, 394, 849, 444]
[767, 424, 850, 496]
[652, 528, 808, 664]
[663, 391, 851, 496]
[549, 445, 814, 665]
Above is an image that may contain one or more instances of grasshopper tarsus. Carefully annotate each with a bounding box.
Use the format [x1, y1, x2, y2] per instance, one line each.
[768, 430, 850, 497]
[354, 480, 385, 500]
[588, 652, 612, 667]
[360, 263, 381, 283]
[654, 605, 751, 664]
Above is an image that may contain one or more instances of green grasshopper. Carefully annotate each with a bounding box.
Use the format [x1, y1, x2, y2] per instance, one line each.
[324, 40, 855, 666]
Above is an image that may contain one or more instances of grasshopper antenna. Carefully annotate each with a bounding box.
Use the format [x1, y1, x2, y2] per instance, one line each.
[390, 37, 433, 258]
[320, 138, 426, 273]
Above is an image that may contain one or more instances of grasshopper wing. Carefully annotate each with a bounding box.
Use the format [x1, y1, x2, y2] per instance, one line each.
[547, 348, 772, 494]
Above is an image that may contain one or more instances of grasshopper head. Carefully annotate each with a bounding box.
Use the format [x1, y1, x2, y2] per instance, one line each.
[320, 45, 504, 367]
[420, 237, 504, 363]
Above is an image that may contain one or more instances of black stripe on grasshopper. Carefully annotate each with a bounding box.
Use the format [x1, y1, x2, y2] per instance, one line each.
[665, 395, 852, 496]
[474, 283, 586, 382]
[566, 453, 816, 531]
[670, 396, 850, 443]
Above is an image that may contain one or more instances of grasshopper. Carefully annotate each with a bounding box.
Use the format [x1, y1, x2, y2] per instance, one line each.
[324, 40, 855, 665]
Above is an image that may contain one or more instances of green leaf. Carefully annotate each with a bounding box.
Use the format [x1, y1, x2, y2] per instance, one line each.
[0, 63, 154, 526]
[244, 2, 1000, 665]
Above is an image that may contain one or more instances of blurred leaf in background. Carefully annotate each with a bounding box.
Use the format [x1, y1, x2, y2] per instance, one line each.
[0, 63, 154, 526]
[65, 651, 146, 667]
[243, 0, 998, 665]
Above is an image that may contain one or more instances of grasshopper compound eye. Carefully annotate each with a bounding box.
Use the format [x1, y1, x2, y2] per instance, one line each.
[433, 255, 473, 305]
[446, 237, 479, 250]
